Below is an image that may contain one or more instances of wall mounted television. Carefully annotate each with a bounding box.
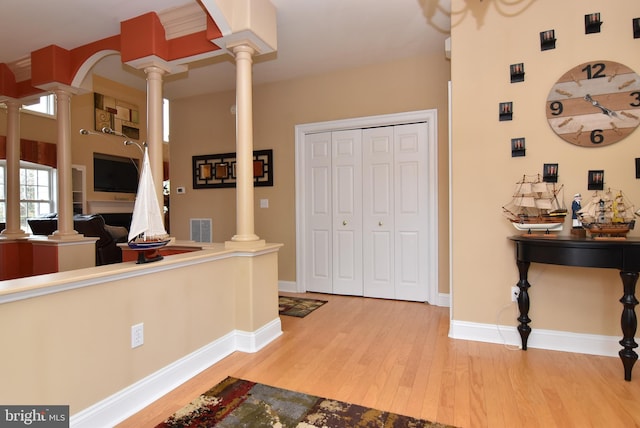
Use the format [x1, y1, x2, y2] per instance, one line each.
[93, 152, 139, 194]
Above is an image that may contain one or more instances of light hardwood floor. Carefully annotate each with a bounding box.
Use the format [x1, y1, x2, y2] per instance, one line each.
[117, 292, 640, 427]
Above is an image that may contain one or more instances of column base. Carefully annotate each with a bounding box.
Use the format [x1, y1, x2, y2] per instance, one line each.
[49, 230, 83, 241]
[0, 230, 30, 239]
[225, 239, 266, 250]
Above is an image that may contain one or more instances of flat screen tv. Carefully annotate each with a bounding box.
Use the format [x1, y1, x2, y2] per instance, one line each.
[93, 152, 139, 194]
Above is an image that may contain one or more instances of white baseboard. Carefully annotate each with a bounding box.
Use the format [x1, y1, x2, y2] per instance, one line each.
[436, 292, 450, 307]
[278, 280, 300, 293]
[279, 281, 452, 309]
[449, 319, 623, 357]
[235, 318, 283, 353]
[70, 318, 283, 428]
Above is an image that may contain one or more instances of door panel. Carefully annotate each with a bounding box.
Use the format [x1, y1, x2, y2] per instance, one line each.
[305, 132, 333, 293]
[394, 123, 429, 301]
[362, 127, 395, 298]
[332, 130, 363, 295]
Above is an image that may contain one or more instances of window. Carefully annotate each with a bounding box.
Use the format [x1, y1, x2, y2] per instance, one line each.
[0, 161, 56, 232]
[23, 94, 56, 117]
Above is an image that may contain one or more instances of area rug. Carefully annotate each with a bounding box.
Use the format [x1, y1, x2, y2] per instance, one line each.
[278, 295, 327, 318]
[156, 376, 455, 427]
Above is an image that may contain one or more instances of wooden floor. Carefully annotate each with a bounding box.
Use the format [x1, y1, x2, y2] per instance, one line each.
[117, 292, 640, 428]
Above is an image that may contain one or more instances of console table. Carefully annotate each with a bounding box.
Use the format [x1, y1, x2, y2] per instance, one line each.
[509, 235, 639, 381]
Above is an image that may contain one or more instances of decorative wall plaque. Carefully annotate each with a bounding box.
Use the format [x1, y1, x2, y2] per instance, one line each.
[192, 149, 273, 189]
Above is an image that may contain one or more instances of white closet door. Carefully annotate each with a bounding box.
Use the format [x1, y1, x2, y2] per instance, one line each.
[332, 130, 363, 295]
[304, 132, 333, 293]
[394, 123, 429, 301]
[362, 127, 395, 298]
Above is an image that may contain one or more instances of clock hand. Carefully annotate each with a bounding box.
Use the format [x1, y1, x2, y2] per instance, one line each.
[584, 94, 619, 118]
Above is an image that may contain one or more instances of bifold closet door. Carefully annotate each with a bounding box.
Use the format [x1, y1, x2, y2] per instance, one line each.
[331, 130, 363, 296]
[304, 123, 428, 301]
[390, 123, 429, 302]
[303, 129, 362, 295]
[362, 123, 428, 301]
[304, 131, 333, 293]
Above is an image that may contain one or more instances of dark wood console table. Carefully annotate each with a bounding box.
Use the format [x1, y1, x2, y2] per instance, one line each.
[509, 235, 639, 381]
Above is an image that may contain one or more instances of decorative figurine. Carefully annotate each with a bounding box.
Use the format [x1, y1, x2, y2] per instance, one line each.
[572, 193, 582, 228]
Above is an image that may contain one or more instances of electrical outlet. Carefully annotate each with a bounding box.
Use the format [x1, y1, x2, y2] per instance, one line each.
[131, 323, 144, 348]
[511, 286, 520, 302]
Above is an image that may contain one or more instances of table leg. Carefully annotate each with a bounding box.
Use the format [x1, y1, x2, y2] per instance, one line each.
[516, 260, 532, 350]
[619, 271, 639, 381]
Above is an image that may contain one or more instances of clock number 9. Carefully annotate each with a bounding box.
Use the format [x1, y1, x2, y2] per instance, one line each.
[590, 129, 605, 145]
[630, 91, 640, 107]
[549, 101, 563, 116]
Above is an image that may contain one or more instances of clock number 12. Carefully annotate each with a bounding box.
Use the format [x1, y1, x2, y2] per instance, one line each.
[582, 63, 606, 79]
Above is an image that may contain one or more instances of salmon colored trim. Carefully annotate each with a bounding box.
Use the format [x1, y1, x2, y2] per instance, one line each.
[31, 45, 72, 86]
[121, 12, 169, 63]
[0, 64, 17, 98]
[0, 135, 57, 168]
[16, 80, 43, 98]
[0, 241, 34, 280]
[1, 9, 224, 99]
[167, 30, 221, 60]
[69, 35, 121, 77]
[206, 14, 223, 41]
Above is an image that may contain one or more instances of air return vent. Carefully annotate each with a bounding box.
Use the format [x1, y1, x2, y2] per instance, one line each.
[190, 218, 212, 243]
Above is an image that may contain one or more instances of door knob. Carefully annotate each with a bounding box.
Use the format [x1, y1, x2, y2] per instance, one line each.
[379, 221, 383, 226]
[343, 220, 347, 226]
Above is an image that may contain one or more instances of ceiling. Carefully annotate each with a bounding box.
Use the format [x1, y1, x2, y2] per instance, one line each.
[0, 0, 451, 100]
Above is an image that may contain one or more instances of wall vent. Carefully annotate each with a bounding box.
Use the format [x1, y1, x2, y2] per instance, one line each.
[190, 218, 212, 242]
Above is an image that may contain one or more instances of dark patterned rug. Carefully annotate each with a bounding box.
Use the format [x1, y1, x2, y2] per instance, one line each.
[278, 295, 327, 317]
[156, 377, 456, 427]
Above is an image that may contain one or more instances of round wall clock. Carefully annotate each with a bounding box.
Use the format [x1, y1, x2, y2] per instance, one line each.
[546, 60, 640, 147]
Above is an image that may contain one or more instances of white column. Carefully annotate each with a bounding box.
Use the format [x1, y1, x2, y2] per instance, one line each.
[227, 44, 264, 248]
[0, 100, 28, 238]
[145, 66, 166, 220]
[51, 88, 79, 240]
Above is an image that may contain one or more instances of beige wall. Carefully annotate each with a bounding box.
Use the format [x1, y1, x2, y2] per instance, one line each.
[0, 248, 280, 416]
[450, 0, 640, 335]
[169, 53, 452, 292]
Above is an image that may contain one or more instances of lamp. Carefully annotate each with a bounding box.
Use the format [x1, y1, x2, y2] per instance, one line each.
[124, 140, 146, 156]
[79, 128, 146, 174]
[79, 128, 101, 136]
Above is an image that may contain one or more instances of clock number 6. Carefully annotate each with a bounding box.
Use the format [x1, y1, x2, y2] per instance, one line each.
[550, 101, 563, 115]
[590, 129, 604, 144]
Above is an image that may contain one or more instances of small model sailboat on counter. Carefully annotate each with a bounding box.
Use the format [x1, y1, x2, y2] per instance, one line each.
[128, 146, 171, 263]
[502, 174, 567, 234]
[578, 188, 636, 239]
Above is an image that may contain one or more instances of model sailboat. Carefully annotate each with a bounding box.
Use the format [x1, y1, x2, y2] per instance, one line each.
[578, 188, 636, 238]
[128, 147, 171, 262]
[502, 174, 567, 234]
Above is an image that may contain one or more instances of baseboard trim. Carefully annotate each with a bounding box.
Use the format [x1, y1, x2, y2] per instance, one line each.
[449, 319, 622, 357]
[278, 280, 300, 293]
[436, 292, 450, 307]
[235, 318, 283, 353]
[279, 282, 452, 308]
[70, 319, 283, 428]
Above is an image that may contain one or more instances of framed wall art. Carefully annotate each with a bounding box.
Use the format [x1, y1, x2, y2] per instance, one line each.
[193, 149, 273, 189]
[94, 93, 140, 139]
